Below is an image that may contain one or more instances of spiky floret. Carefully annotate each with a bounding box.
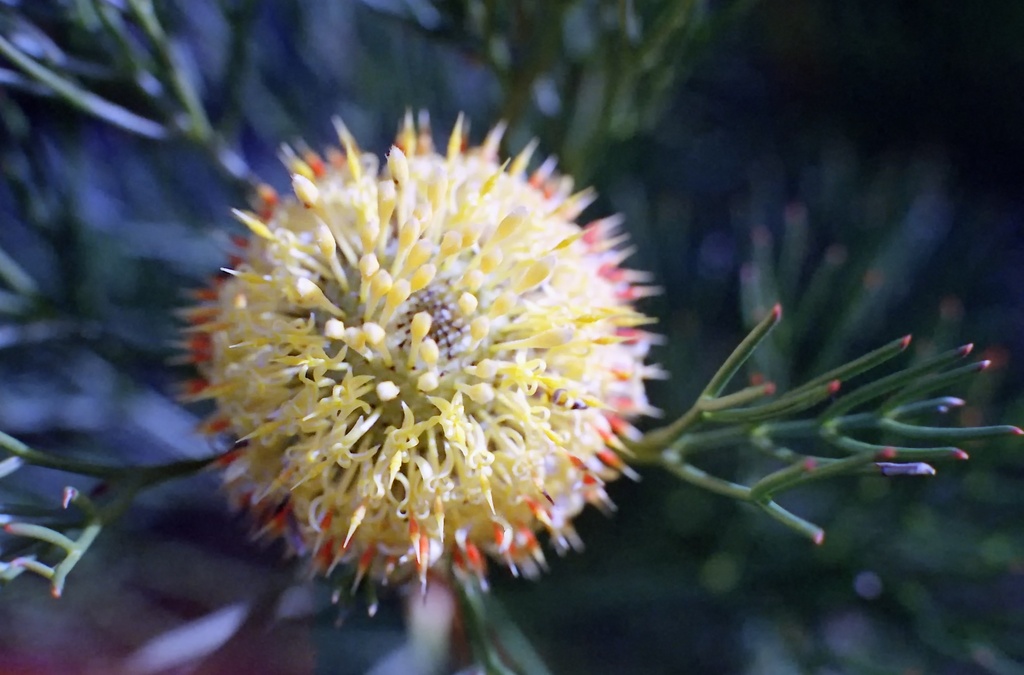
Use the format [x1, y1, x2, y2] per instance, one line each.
[183, 113, 661, 595]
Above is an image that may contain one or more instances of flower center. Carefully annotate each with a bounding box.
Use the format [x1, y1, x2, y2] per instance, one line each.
[395, 288, 468, 366]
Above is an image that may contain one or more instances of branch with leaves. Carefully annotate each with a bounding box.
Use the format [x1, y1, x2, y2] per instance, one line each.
[361, 0, 757, 180]
[0, 0, 256, 190]
[0, 430, 224, 597]
[627, 304, 1020, 542]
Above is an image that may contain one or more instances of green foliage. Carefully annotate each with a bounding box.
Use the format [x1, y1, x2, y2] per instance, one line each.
[630, 305, 1017, 545]
[0, 430, 223, 597]
[365, 0, 756, 181]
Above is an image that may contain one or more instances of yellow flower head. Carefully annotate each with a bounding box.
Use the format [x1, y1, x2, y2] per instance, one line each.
[183, 113, 661, 595]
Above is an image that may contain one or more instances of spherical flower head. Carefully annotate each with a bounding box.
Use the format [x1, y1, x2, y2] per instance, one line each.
[183, 113, 661, 594]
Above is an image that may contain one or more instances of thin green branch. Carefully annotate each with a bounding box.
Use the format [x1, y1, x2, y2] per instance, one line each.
[754, 501, 824, 544]
[750, 452, 881, 502]
[454, 576, 522, 675]
[627, 303, 1020, 544]
[629, 304, 783, 456]
[883, 361, 992, 411]
[888, 396, 965, 419]
[0, 557, 32, 584]
[663, 453, 826, 543]
[788, 334, 910, 397]
[703, 304, 782, 398]
[878, 418, 1021, 442]
[49, 518, 101, 598]
[217, 0, 261, 136]
[0, 33, 167, 139]
[820, 428, 962, 459]
[0, 429, 119, 478]
[749, 459, 814, 501]
[124, 0, 212, 140]
[703, 380, 839, 424]
[3, 522, 76, 551]
[1, 489, 104, 597]
[666, 424, 750, 455]
[766, 414, 876, 437]
[5, 2, 254, 191]
[662, 457, 751, 500]
[6, 557, 54, 581]
[698, 383, 776, 412]
[821, 344, 973, 419]
[0, 429, 225, 482]
[87, 0, 161, 88]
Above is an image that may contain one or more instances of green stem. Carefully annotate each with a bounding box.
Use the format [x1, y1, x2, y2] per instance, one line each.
[888, 397, 965, 419]
[754, 501, 824, 543]
[751, 451, 882, 501]
[768, 413, 877, 436]
[0, 429, 223, 483]
[704, 304, 782, 398]
[883, 361, 992, 411]
[125, 0, 212, 141]
[1, 476, 170, 596]
[0, 430, 121, 478]
[662, 458, 751, 500]
[0, 34, 167, 139]
[3, 522, 76, 551]
[49, 519, 101, 598]
[821, 345, 972, 419]
[878, 418, 1021, 441]
[698, 383, 775, 412]
[9, 557, 54, 580]
[454, 576, 521, 675]
[627, 305, 783, 458]
[88, 0, 159, 85]
[668, 424, 751, 455]
[218, 0, 262, 138]
[703, 380, 839, 424]
[788, 334, 910, 396]
[663, 454, 826, 541]
[748, 460, 813, 502]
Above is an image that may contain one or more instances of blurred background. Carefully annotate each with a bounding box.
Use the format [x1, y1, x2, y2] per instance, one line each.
[1, 1, 1023, 673]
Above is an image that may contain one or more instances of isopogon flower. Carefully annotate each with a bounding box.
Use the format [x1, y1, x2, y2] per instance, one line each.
[182, 113, 662, 597]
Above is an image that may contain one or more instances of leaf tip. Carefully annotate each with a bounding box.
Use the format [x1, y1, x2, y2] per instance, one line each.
[878, 461, 937, 476]
[827, 379, 842, 395]
[900, 334, 913, 349]
[763, 381, 777, 396]
[958, 343, 974, 357]
[953, 449, 970, 461]
[61, 487, 78, 510]
[771, 303, 782, 321]
[875, 447, 897, 460]
[813, 530, 825, 546]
